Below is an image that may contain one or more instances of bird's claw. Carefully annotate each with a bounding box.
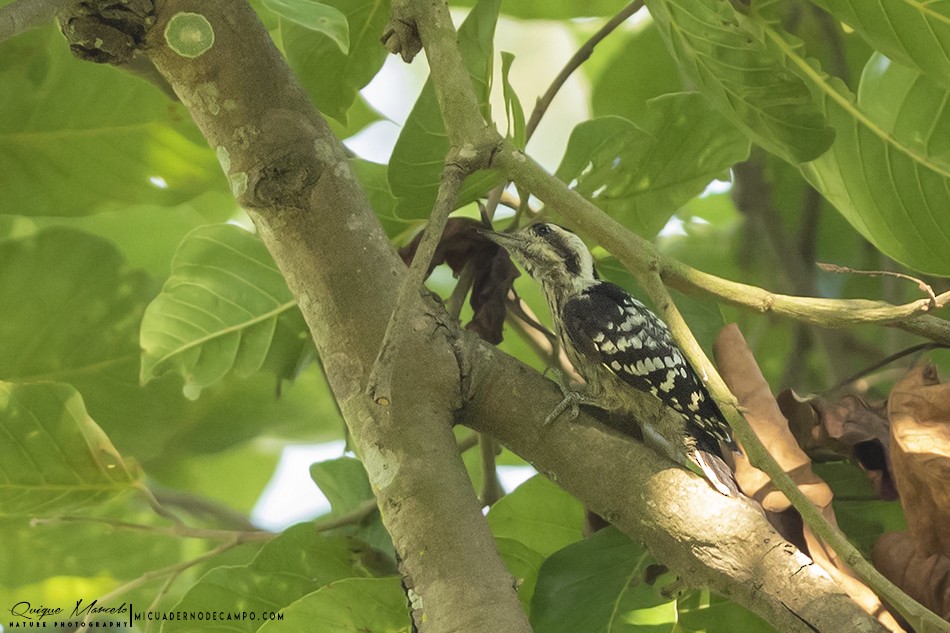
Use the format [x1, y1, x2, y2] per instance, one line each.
[543, 368, 583, 426]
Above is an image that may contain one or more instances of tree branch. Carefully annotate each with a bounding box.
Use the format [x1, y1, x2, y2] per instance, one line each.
[492, 141, 949, 633]
[0, 0, 62, 43]
[459, 340, 888, 632]
[491, 144, 950, 342]
[130, 2, 532, 632]
[367, 155, 471, 404]
[524, 0, 644, 140]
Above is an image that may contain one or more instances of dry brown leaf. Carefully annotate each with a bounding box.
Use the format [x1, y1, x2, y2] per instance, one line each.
[713, 324, 831, 511]
[778, 390, 896, 500]
[715, 324, 904, 631]
[399, 218, 519, 344]
[886, 363, 950, 557]
[873, 532, 950, 621]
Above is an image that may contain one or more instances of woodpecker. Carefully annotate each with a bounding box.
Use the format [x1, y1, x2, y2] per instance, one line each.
[483, 222, 738, 495]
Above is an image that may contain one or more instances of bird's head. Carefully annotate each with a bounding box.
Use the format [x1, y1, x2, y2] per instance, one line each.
[482, 223, 596, 295]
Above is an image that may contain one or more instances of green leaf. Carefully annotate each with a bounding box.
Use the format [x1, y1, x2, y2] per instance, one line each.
[589, 21, 685, 121]
[858, 53, 950, 173]
[809, 0, 950, 87]
[0, 227, 336, 466]
[496, 537, 545, 612]
[311, 457, 372, 513]
[530, 527, 676, 633]
[264, 0, 350, 53]
[29, 191, 238, 277]
[327, 95, 385, 141]
[0, 513, 182, 600]
[388, 0, 503, 218]
[0, 381, 140, 516]
[0, 27, 224, 216]
[349, 158, 419, 238]
[486, 475, 584, 557]
[677, 593, 775, 633]
[759, 18, 950, 274]
[167, 525, 383, 633]
[282, 0, 390, 122]
[258, 577, 409, 633]
[449, 0, 623, 19]
[0, 227, 153, 390]
[500, 52, 526, 148]
[645, 0, 834, 163]
[311, 457, 392, 554]
[140, 224, 309, 395]
[813, 462, 906, 553]
[555, 95, 750, 237]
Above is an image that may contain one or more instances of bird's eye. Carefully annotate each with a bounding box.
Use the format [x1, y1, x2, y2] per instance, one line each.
[532, 224, 552, 237]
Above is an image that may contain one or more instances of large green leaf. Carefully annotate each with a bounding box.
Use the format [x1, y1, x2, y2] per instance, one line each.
[589, 20, 685, 122]
[645, 0, 834, 163]
[758, 16, 950, 274]
[555, 95, 750, 237]
[264, 0, 350, 53]
[0, 381, 140, 516]
[530, 527, 676, 633]
[28, 191, 238, 277]
[166, 525, 384, 633]
[140, 224, 309, 396]
[486, 475, 584, 557]
[809, 0, 950, 87]
[258, 577, 409, 633]
[0, 27, 223, 216]
[858, 53, 950, 173]
[282, 0, 390, 122]
[387, 0, 502, 218]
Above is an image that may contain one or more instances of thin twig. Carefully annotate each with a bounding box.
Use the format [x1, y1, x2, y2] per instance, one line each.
[314, 498, 379, 532]
[144, 572, 181, 633]
[504, 293, 583, 384]
[152, 487, 259, 531]
[367, 155, 471, 404]
[824, 342, 950, 395]
[492, 143, 950, 344]
[447, 260, 476, 321]
[30, 515, 272, 541]
[524, 0, 644, 140]
[817, 262, 941, 310]
[0, 0, 62, 43]
[479, 434, 504, 506]
[639, 271, 945, 633]
[83, 536, 253, 621]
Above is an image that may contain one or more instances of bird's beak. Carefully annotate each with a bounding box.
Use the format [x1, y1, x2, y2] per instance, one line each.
[479, 229, 524, 252]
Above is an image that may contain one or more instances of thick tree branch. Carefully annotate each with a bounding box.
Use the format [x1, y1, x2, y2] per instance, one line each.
[459, 340, 887, 632]
[128, 2, 531, 632]
[493, 141, 949, 633]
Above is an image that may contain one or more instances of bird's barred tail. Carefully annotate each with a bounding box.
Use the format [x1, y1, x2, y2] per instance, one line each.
[692, 449, 740, 497]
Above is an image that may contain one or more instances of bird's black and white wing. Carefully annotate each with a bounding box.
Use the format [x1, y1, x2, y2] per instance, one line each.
[561, 281, 738, 456]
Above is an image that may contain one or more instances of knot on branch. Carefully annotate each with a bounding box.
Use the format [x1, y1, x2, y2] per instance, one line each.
[380, 17, 421, 62]
[447, 137, 502, 174]
[59, 0, 155, 65]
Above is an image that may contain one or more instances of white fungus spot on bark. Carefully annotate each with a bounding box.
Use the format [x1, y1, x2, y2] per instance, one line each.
[215, 146, 231, 173]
